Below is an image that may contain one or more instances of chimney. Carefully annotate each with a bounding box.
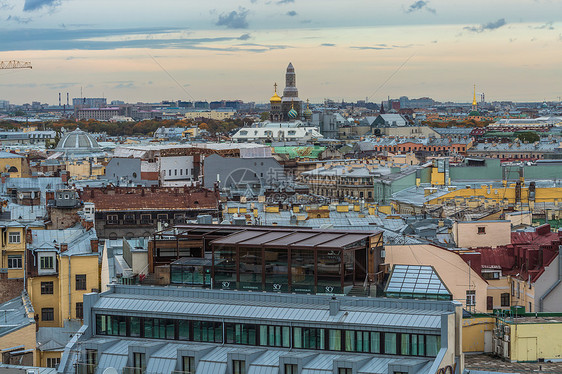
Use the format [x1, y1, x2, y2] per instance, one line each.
[90, 239, 99, 253]
[61, 171, 69, 183]
[60, 243, 68, 252]
[329, 296, 340, 316]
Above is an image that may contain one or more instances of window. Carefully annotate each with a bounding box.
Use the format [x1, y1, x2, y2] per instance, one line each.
[233, 360, 246, 374]
[183, 356, 195, 373]
[76, 274, 87, 290]
[157, 214, 168, 222]
[487, 296, 493, 310]
[7, 255, 22, 269]
[501, 293, 510, 307]
[338, 369, 352, 374]
[466, 290, 476, 306]
[284, 364, 298, 374]
[384, 333, 397, 354]
[86, 349, 97, 374]
[140, 214, 151, 224]
[133, 352, 146, 374]
[106, 214, 118, 225]
[528, 302, 532, 313]
[8, 232, 21, 244]
[40, 256, 54, 270]
[41, 281, 54, 295]
[75, 302, 84, 319]
[477, 226, 486, 235]
[124, 213, 135, 224]
[46, 357, 60, 368]
[42, 308, 54, 321]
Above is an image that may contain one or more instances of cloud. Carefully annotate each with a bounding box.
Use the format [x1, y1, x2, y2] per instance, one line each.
[23, 0, 60, 12]
[532, 22, 554, 30]
[321, 43, 335, 47]
[351, 46, 391, 50]
[0, 1, 13, 10]
[464, 18, 506, 33]
[0, 27, 268, 52]
[286, 10, 297, 16]
[405, 1, 435, 14]
[216, 8, 249, 29]
[6, 15, 33, 24]
[351, 43, 414, 50]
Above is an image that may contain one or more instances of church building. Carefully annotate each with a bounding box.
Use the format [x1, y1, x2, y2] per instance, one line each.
[270, 63, 311, 122]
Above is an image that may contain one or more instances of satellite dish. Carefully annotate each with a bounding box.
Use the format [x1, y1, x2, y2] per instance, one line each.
[103, 368, 118, 374]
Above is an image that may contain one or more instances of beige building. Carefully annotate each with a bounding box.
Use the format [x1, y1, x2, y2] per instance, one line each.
[184, 109, 235, 120]
[453, 220, 512, 248]
[385, 243, 489, 312]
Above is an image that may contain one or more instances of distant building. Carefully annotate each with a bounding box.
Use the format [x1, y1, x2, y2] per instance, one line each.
[75, 107, 120, 121]
[72, 97, 106, 109]
[79, 186, 220, 239]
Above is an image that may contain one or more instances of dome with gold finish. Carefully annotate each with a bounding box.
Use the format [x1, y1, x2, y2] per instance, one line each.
[270, 82, 282, 103]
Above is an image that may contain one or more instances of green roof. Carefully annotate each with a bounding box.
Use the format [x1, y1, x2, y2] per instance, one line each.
[273, 146, 326, 159]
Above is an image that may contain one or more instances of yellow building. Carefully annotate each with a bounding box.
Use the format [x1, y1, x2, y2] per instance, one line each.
[26, 227, 100, 328]
[0, 292, 37, 366]
[1, 222, 26, 279]
[495, 315, 562, 362]
[65, 159, 105, 180]
[462, 316, 496, 353]
[0, 150, 30, 178]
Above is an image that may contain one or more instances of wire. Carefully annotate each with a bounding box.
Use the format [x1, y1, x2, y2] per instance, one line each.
[366, 54, 415, 102]
[147, 52, 196, 102]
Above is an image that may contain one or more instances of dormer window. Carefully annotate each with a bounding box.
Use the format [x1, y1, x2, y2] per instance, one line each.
[40, 256, 54, 270]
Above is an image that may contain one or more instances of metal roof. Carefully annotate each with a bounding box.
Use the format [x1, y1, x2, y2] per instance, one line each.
[92, 285, 451, 331]
[210, 228, 378, 249]
[64, 339, 436, 374]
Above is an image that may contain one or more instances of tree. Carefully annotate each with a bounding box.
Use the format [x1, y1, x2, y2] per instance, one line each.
[516, 131, 540, 143]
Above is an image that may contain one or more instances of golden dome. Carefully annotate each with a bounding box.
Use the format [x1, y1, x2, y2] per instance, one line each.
[270, 92, 282, 103]
[270, 82, 282, 103]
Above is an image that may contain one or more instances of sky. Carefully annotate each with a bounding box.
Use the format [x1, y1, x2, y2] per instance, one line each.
[0, 0, 561, 105]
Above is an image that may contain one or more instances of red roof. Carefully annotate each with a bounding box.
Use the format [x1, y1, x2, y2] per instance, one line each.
[462, 224, 560, 283]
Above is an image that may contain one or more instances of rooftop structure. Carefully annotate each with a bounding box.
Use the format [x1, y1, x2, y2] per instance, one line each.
[59, 284, 464, 374]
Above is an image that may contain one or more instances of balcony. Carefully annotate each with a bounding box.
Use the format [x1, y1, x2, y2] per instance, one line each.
[75, 363, 96, 374]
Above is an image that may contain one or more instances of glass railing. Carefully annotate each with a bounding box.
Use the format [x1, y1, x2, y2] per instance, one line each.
[122, 367, 143, 374]
[75, 362, 97, 374]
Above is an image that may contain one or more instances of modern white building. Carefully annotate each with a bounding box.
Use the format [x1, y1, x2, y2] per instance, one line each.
[232, 121, 323, 143]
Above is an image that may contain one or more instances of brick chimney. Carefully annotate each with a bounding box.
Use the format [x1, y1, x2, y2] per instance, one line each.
[61, 171, 69, 183]
[60, 243, 68, 252]
[90, 239, 99, 253]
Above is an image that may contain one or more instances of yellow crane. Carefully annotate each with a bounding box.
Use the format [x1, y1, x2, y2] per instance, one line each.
[0, 60, 32, 69]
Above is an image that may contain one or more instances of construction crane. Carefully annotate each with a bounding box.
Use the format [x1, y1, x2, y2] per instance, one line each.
[0, 60, 32, 70]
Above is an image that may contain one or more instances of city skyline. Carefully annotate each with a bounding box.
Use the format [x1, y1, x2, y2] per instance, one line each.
[0, 0, 561, 104]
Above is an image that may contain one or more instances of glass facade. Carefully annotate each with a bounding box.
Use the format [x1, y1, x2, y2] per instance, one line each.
[95, 314, 441, 357]
[213, 246, 367, 294]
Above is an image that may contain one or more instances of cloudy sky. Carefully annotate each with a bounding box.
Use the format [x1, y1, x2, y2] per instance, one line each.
[0, 0, 561, 105]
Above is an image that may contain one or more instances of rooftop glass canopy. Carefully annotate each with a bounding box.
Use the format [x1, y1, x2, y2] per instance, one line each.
[384, 265, 452, 300]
